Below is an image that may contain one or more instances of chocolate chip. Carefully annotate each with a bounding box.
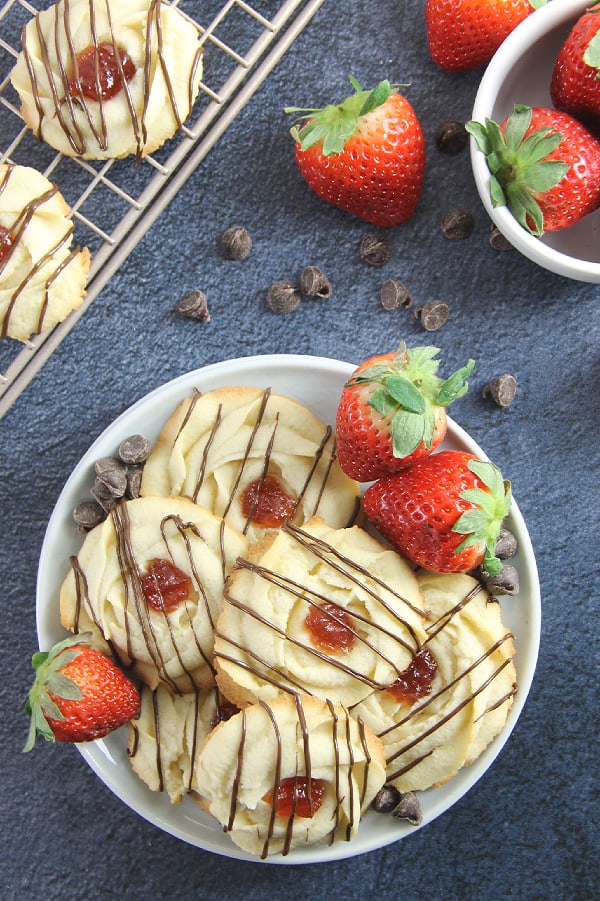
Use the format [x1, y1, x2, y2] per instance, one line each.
[441, 208, 475, 240]
[94, 456, 125, 477]
[495, 527, 518, 560]
[299, 266, 331, 299]
[118, 434, 151, 465]
[177, 290, 211, 321]
[435, 120, 468, 155]
[267, 280, 301, 314]
[480, 564, 520, 597]
[95, 467, 128, 499]
[392, 791, 422, 826]
[482, 374, 517, 407]
[72, 500, 105, 532]
[90, 483, 118, 514]
[380, 278, 412, 310]
[489, 225, 513, 251]
[126, 467, 143, 499]
[220, 226, 252, 260]
[414, 300, 449, 331]
[371, 784, 401, 814]
[360, 234, 392, 266]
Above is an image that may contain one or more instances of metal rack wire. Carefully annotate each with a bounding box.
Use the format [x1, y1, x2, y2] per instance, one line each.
[0, 0, 325, 418]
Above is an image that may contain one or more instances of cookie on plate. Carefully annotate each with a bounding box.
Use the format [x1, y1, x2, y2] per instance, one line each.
[140, 386, 361, 543]
[60, 496, 248, 692]
[127, 684, 232, 803]
[11, 0, 203, 160]
[194, 693, 386, 858]
[353, 571, 517, 792]
[214, 517, 427, 709]
[0, 163, 90, 341]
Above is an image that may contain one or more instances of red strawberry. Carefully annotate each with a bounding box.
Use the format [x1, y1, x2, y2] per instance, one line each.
[24, 633, 140, 750]
[466, 103, 600, 234]
[285, 78, 425, 228]
[335, 344, 474, 482]
[551, 3, 600, 135]
[363, 451, 512, 574]
[425, 0, 545, 72]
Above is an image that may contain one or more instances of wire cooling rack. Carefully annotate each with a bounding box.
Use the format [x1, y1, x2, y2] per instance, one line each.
[0, 0, 325, 418]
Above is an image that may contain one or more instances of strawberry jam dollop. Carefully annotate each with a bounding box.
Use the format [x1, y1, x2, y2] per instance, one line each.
[141, 558, 192, 613]
[305, 602, 355, 652]
[68, 42, 136, 101]
[0, 225, 14, 263]
[387, 647, 437, 705]
[240, 474, 296, 528]
[266, 776, 327, 818]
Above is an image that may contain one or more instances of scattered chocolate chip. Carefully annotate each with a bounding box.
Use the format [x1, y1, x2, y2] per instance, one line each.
[90, 483, 118, 514]
[482, 374, 517, 407]
[72, 500, 105, 532]
[489, 225, 513, 251]
[94, 456, 125, 477]
[435, 120, 468, 155]
[392, 791, 422, 826]
[371, 784, 401, 814]
[118, 434, 151, 465]
[220, 226, 252, 260]
[380, 278, 412, 310]
[299, 266, 332, 299]
[126, 467, 143, 499]
[414, 300, 449, 331]
[267, 280, 301, 314]
[495, 527, 518, 560]
[360, 234, 392, 267]
[177, 290, 211, 322]
[480, 564, 520, 597]
[441, 208, 475, 240]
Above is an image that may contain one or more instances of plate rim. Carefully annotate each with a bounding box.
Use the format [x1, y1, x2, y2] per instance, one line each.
[36, 353, 541, 865]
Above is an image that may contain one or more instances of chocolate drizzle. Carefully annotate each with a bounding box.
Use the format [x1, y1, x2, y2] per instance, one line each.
[0, 163, 83, 338]
[16, 0, 203, 160]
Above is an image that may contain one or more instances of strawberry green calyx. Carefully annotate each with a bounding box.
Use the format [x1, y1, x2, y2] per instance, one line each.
[23, 632, 90, 752]
[466, 104, 569, 236]
[285, 77, 399, 156]
[347, 343, 475, 459]
[584, 30, 600, 79]
[453, 460, 512, 576]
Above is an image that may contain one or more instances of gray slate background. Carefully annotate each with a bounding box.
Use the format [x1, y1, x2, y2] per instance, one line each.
[1, 1, 598, 899]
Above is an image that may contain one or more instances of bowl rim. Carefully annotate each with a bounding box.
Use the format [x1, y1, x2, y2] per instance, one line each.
[470, 0, 600, 283]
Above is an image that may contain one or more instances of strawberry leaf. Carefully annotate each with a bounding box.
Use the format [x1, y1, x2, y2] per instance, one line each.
[436, 359, 475, 406]
[583, 30, 600, 73]
[452, 460, 512, 574]
[383, 375, 426, 413]
[391, 409, 424, 457]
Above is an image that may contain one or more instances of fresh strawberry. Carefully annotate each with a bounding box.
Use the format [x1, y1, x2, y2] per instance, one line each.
[551, 3, 600, 135]
[425, 0, 545, 72]
[285, 78, 425, 227]
[466, 103, 600, 234]
[24, 633, 140, 750]
[335, 344, 474, 482]
[363, 451, 511, 575]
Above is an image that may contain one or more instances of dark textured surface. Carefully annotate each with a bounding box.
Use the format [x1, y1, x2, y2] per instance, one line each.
[1, 1, 599, 899]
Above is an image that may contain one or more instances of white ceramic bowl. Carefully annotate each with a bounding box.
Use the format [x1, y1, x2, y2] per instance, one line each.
[470, 0, 600, 283]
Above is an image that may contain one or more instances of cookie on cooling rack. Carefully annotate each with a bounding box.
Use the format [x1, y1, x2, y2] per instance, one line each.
[60, 496, 248, 693]
[0, 163, 90, 342]
[352, 571, 517, 792]
[194, 693, 386, 858]
[139, 385, 361, 544]
[10, 0, 203, 160]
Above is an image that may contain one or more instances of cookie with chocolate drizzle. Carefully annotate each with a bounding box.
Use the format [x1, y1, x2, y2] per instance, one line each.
[214, 517, 427, 708]
[194, 693, 386, 858]
[139, 386, 361, 544]
[353, 571, 517, 792]
[0, 163, 90, 341]
[10, 0, 203, 160]
[59, 496, 248, 692]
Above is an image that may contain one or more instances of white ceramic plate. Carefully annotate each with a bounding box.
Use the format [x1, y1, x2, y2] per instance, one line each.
[37, 354, 541, 865]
